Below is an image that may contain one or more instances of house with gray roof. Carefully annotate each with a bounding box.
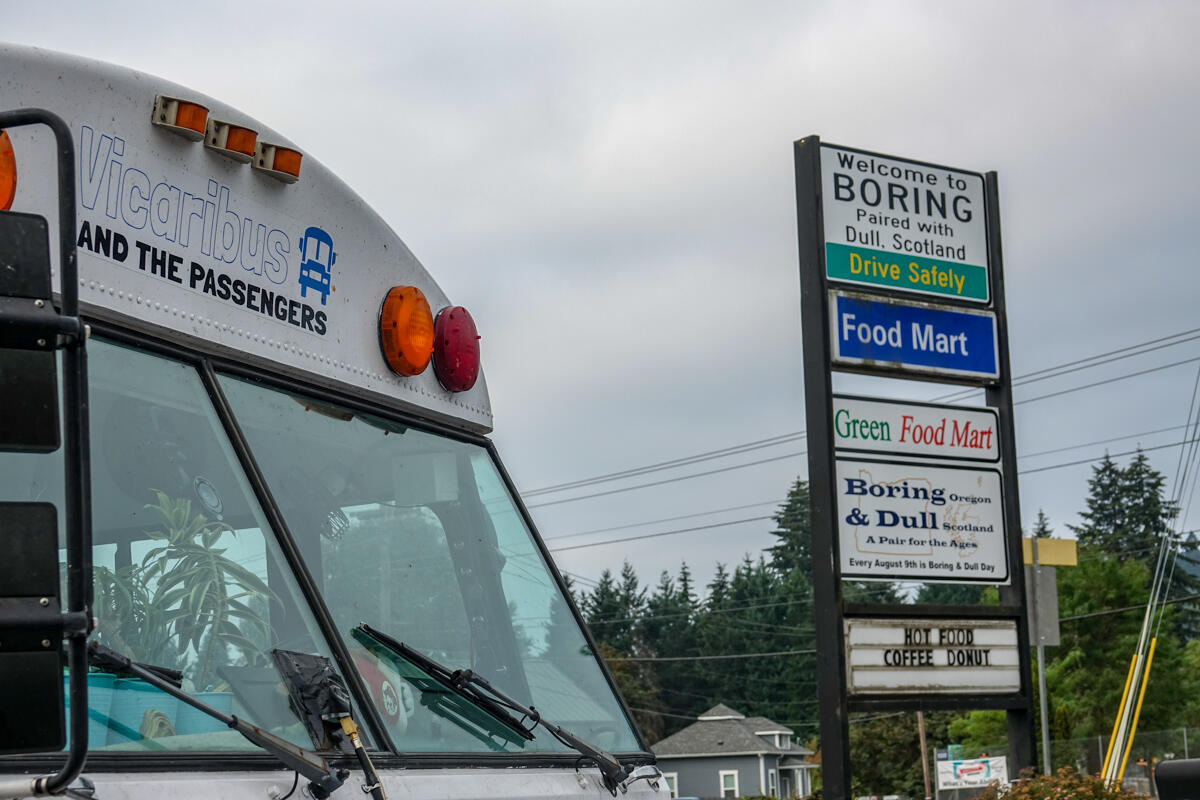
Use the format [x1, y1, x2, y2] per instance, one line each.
[651, 704, 816, 798]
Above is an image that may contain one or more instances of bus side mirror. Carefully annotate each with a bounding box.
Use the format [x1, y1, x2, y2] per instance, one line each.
[0, 209, 65, 754]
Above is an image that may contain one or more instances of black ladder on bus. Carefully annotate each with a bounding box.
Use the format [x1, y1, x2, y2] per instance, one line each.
[0, 108, 93, 797]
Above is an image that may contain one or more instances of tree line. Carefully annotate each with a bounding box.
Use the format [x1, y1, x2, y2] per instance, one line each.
[570, 450, 1200, 796]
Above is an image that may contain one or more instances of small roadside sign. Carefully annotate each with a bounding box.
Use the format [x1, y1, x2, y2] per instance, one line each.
[936, 756, 1009, 790]
[820, 144, 989, 304]
[830, 291, 999, 382]
[833, 395, 999, 462]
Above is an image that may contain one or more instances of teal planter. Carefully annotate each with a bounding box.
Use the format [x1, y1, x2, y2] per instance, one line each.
[106, 677, 179, 744]
[174, 691, 233, 735]
[63, 672, 116, 749]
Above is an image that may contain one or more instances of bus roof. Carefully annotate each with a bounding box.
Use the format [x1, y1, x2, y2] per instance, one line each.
[1, 43, 492, 433]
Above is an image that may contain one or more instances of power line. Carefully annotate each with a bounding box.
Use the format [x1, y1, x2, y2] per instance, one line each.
[1021, 424, 1189, 460]
[1018, 441, 1185, 475]
[606, 648, 815, 663]
[932, 327, 1200, 403]
[521, 327, 1200, 502]
[528, 358, 1200, 512]
[545, 499, 782, 542]
[543, 447, 1174, 552]
[1014, 355, 1200, 406]
[524, 431, 806, 497]
[527, 453, 803, 510]
[1041, 593, 1200, 624]
[548, 515, 774, 552]
[541, 424, 1189, 549]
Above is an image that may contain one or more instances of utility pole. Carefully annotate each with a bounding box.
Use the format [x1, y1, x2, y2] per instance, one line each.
[918, 711, 932, 800]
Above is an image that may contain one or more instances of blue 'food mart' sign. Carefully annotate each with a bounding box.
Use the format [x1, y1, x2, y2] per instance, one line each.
[830, 291, 998, 381]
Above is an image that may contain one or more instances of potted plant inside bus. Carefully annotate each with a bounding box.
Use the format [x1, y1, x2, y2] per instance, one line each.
[92, 491, 272, 741]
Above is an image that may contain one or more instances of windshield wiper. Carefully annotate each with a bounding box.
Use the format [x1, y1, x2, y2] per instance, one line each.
[352, 624, 533, 746]
[353, 623, 658, 796]
[88, 643, 347, 799]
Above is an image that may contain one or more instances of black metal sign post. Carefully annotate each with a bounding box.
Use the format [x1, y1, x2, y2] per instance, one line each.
[793, 136, 1034, 799]
[983, 172, 1036, 773]
[794, 135, 852, 799]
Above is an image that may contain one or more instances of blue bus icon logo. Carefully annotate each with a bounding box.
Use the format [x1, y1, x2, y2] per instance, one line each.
[298, 226, 335, 305]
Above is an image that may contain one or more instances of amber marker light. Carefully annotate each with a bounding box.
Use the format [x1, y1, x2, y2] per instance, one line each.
[151, 95, 209, 140]
[379, 286, 435, 376]
[205, 119, 258, 162]
[433, 306, 481, 393]
[253, 141, 303, 183]
[0, 130, 15, 211]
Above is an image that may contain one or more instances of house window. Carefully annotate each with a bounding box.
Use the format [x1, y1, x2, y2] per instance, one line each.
[719, 769, 739, 798]
[768, 769, 777, 796]
[663, 773, 678, 798]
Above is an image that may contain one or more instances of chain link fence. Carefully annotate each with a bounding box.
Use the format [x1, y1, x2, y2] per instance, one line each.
[934, 727, 1200, 798]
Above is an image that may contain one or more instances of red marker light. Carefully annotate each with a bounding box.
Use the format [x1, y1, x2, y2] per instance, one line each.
[433, 306, 480, 393]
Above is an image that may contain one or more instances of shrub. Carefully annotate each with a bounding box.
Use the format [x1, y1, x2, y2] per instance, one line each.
[971, 767, 1141, 800]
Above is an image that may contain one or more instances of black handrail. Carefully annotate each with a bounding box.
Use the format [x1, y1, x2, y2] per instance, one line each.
[0, 107, 92, 798]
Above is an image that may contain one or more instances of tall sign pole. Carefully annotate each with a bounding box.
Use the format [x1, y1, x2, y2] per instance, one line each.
[794, 137, 1034, 798]
[983, 172, 1037, 771]
[794, 135, 852, 798]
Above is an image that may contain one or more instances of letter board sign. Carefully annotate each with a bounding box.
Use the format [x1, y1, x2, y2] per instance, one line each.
[845, 617, 1020, 695]
[820, 144, 989, 304]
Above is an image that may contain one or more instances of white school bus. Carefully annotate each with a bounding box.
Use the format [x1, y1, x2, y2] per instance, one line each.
[0, 43, 658, 800]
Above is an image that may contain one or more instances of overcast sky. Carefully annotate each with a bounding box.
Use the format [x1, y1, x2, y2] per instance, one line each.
[6, 1, 1200, 595]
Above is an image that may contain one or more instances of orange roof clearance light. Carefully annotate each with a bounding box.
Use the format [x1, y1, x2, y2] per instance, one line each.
[378, 286, 435, 376]
[0, 130, 15, 211]
[205, 118, 258, 162]
[151, 95, 209, 140]
[253, 141, 303, 183]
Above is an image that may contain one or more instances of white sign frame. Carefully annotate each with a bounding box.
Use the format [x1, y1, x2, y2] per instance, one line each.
[819, 143, 990, 304]
[846, 617, 1021, 696]
[833, 394, 1000, 463]
[836, 458, 1009, 584]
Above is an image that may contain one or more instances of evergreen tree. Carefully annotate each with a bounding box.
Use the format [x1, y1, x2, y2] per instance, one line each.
[545, 574, 585, 659]
[1069, 449, 1200, 634]
[617, 561, 647, 642]
[582, 568, 630, 652]
[914, 582, 987, 605]
[768, 478, 814, 575]
[1070, 451, 1178, 561]
[1033, 508, 1053, 538]
[640, 563, 703, 739]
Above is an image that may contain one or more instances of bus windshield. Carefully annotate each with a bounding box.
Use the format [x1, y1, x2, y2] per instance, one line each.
[217, 374, 642, 754]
